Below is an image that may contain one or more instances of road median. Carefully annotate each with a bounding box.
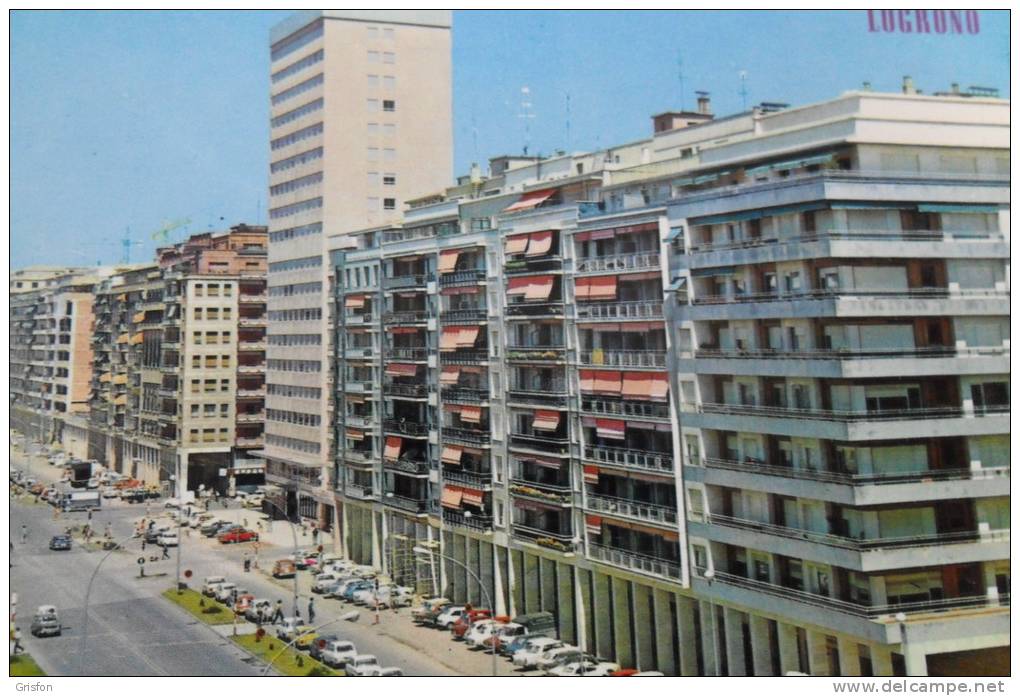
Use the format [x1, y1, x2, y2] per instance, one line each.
[230, 633, 340, 676]
[161, 587, 237, 625]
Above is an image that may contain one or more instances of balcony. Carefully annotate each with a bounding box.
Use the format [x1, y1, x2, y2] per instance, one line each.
[344, 345, 375, 360]
[442, 426, 491, 447]
[384, 419, 430, 437]
[383, 310, 429, 325]
[383, 273, 433, 291]
[239, 317, 268, 327]
[342, 414, 375, 429]
[576, 300, 663, 321]
[343, 450, 377, 467]
[383, 382, 428, 399]
[438, 269, 486, 286]
[236, 437, 264, 447]
[382, 494, 430, 515]
[343, 312, 377, 326]
[584, 444, 674, 475]
[687, 227, 1003, 254]
[690, 287, 1003, 306]
[581, 397, 670, 420]
[441, 349, 489, 365]
[236, 411, 265, 423]
[440, 308, 488, 324]
[237, 388, 266, 399]
[345, 380, 378, 394]
[385, 347, 428, 361]
[383, 457, 430, 476]
[511, 524, 577, 553]
[442, 508, 493, 531]
[443, 468, 492, 489]
[239, 293, 268, 304]
[576, 251, 660, 275]
[441, 387, 490, 404]
[509, 432, 570, 456]
[505, 302, 565, 319]
[344, 483, 376, 501]
[509, 482, 571, 506]
[588, 542, 682, 581]
[578, 349, 666, 368]
[506, 346, 567, 363]
[504, 257, 562, 275]
[238, 341, 266, 352]
[507, 380, 569, 408]
[701, 456, 1010, 487]
[695, 402, 982, 422]
[237, 364, 266, 374]
[585, 493, 678, 527]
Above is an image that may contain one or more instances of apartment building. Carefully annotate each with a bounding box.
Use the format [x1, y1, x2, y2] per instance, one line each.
[10, 267, 105, 459]
[264, 10, 452, 525]
[326, 88, 1009, 676]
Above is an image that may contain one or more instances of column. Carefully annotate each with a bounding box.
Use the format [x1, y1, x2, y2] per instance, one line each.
[379, 512, 389, 575]
[370, 508, 381, 569]
[592, 572, 612, 660]
[340, 502, 350, 559]
[631, 583, 654, 671]
[676, 595, 699, 676]
[573, 567, 589, 655]
[653, 589, 679, 675]
[556, 561, 575, 644]
[465, 535, 480, 606]
[750, 614, 776, 676]
[723, 607, 747, 676]
[492, 543, 507, 616]
[806, 630, 831, 676]
[509, 550, 524, 614]
[698, 600, 719, 675]
[871, 645, 895, 677]
[777, 621, 801, 675]
[612, 576, 634, 669]
[523, 552, 540, 614]
[838, 638, 862, 677]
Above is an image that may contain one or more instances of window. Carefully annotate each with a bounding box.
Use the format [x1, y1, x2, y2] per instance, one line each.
[220, 403, 229, 416]
[382, 123, 396, 137]
[382, 76, 395, 91]
[223, 307, 231, 320]
[367, 74, 379, 89]
[382, 52, 395, 64]
[204, 403, 216, 416]
[191, 379, 200, 394]
[383, 148, 396, 161]
[192, 331, 202, 344]
[382, 100, 395, 112]
[366, 98, 379, 112]
[367, 122, 379, 135]
[207, 308, 219, 321]
[204, 379, 217, 393]
[692, 545, 708, 572]
[367, 50, 380, 63]
[383, 198, 396, 210]
[221, 354, 230, 367]
[367, 147, 379, 161]
[383, 174, 396, 186]
[191, 355, 201, 368]
[190, 405, 200, 417]
[220, 379, 230, 392]
[223, 285, 232, 297]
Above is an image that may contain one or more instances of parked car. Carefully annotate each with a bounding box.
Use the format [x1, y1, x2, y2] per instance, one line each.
[189, 512, 215, 528]
[344, 654, 380, 676]
[30, 606, 61, 637]
[100, 487, 120, 499]
[244, 598, 273, 622]
[275, 616, 307, 641]
[512, 637, 564, 669]
[48, 534, 72, 551]
[294, 629, 319, 651]
[513, 611, 557, 639]
[548, 658, 599, 676]
[538, 646, 586, 673]
[202, 576, 227, 596]
[377, 586, 414, 608]
[375, 667, 404, 676]
[214, 583, 239, 603]
[242, 494, 264, 509]
[312, 572, 343, 593]
[309, 633, 339, 662]
[320, 639, 358, 667]
[352, 585, 386, 606]
[159, 531, 179, 547]
[341, 580, 375, 602]
[465, 619, 509, 648]
[233, 593, 256, 614]
[272, 559, 297, 578]
[201, 520, 233, 537]
[584, 661, 622, 676]
[218, 528, 258, 544]
[451, 609, 493, 640]
[434, 605, 467, 629]
[413, 597, 450, 624]
[482, 622, 524, 652]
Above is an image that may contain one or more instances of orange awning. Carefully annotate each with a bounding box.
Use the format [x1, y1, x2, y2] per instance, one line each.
[532, 410, 561, 432]
[440, 366, 461, 385]
[346, 428, 365, 441]
[116, 333, 129, 344]
[345, 295, 366, 309]
[113, 394, 127, 406]
[440, 326, 460, 351]
[525, 231, 553, 257]
[130, 332, 144, 345]
[384, 363, 418, 377]
[461, 487, 485, 507]
[390, 327, 420, 335]
[587, 276, 617, 301]
[583, 465, 600, 484]
[504, 234, 530, 254]
[112, 374, 128, 385]
[460, 405, 483, 424]
[575, 277, 591, 300]
[441, 285, 480, 296]
[456, 326, 481, 348]
[441, 445, 463, 465]
[132, 311, 146, 323]
[524, 276, 554, 301]
[506, 277, 530, 295]
[594, 370, 622, 394]
[504, 188, 555, 213]
[384, 436, 403, 461]
[622, 372, 651, 400]
[346, 394, 365, 404]
[99, 373, 111, 383]
[441, 485, 463, 509]
[579, 369, 595, 393]
[586, 515, 603, 535]
[649, 373, 669, 400]
[596, 418, 626, 440]
[439, 250, 460, 273]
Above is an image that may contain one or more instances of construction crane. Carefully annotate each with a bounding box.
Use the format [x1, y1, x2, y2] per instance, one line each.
[151, 217, 191, 244]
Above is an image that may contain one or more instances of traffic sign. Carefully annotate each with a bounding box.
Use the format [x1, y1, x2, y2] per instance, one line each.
[137, 557, 145, 565]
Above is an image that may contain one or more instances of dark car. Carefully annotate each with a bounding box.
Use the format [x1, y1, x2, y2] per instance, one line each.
[48, 534, 72, 551]
[309, 632, 339, 662]
[144, 527, 165, 544]
[121, 489, 147, 504]
[202, 521, 236, 538]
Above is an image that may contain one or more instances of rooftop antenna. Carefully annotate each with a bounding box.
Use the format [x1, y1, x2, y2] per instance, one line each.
[518, 86, 535, 156]
[677, 51, 685, 111]
[739, 70, 749, 111]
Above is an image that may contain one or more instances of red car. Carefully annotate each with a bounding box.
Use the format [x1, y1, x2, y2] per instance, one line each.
[450, 609, 492, 639]
[218, 528, 259, 544]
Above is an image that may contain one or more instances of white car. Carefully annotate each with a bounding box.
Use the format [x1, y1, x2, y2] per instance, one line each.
[320, 639, 357, 667]
[375, 667, 403, 676]
[312, 573, 343, 593]
[202, 576, 227, 596]
[538, 646, 584, 673]
[434, 605, 467, 628]
[464, 619, 503, 648]
[548, 658, 598, 676]
[512, 637, 564, 669]
[214, 582, 239, 603]
[377, 586, 414, 609]
[345, 654, 380, 676]
[275, 616, 307, 641]
[583, 661, 621, 676]
[351, 587, 380, 606]
[158, 531, 179, 547]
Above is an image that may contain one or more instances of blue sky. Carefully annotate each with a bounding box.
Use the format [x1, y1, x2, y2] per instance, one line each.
[10, 9, 1009, 268]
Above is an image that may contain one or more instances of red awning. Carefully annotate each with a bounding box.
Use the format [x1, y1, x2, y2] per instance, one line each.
[579, 369, 595, 393]
[440, 366, 461, 385]
[616, 222, 659, 236]
[574, 277, 591, 300]
[441, 485, 463, 509]
[441, 445, 463, 465]
[622, 372, 652, 400]
[384, 436, 403, 461]
[587, 276, 617, 301]
[506, 276, 531, 295]
[596, 418, 626, 440]
[619, 322, 662, 332]
[384, 363, 418, 377]
[439, 249, 461, 273]
[441, 285, 480, 295]
[345, 428, 365, 441]
[456, 326, 481, 348]
[585, 515, 603, 535]
[649, 373, 669, 400]
[594, 370, 622, 394]
[532, 409, 561, 432]
[460, 405, 483, 423]
[583, 465, 600, 484]
[525, 230, 554, 257]
[524, 276, 554, 301]
[504, 234, 530, 255]
[345, 295, 366, 309]
[391, 327, 420, 335]
[440, 326, 460, 351]
[621, 271, 661, 282]
[525, 456, 562, 469]
[504, 188, 556, 213]
[574, 228, 616, 242]
[461, 487, 485, 507]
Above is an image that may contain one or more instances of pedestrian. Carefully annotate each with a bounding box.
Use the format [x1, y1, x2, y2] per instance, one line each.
[161, 544, 170, 560]
[272, 599, 283, 625]
[87, 509, 93, 524]
[243, 518, 248, 529]
[312, 526, 319, 545]
[105, 523, 112, 539]
[20, 525, 27, 544]
[12, 627, 24, 655]
[308, 597, 315, 625]
[141, 538, 146, 552]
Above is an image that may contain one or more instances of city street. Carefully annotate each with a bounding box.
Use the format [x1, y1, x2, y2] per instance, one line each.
[9, 443, 514, 676]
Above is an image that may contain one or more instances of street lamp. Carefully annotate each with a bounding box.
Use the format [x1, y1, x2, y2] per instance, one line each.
[413, 545, 498, 676]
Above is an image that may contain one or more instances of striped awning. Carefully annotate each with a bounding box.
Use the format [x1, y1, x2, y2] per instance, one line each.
[441, 485, 463, 509]
[532, 410, 561, 432]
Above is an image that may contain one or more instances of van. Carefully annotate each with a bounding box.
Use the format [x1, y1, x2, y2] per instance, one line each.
[513, 611, 557, 638]
[272, 559, 297, 578]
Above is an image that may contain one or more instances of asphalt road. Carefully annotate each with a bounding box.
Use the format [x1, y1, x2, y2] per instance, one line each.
[8, 444, 489, 676]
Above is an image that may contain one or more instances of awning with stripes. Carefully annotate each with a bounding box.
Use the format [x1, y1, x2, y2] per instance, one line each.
[525, 230, 554, 257]
[440, 366, 461, 385]
[441, 485, 463, 509]
[439, 249, 461, 273]
[595, 418, 626, 440]
[384, 436, 402, 461]
[504, 188, 556, 213]
[532, 410, 561, 432]
[441, 445, 463, 465]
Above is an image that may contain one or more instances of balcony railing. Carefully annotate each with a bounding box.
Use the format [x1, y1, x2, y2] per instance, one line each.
[382, 494, 430, 514]
[238, 341, 266, 352]
[443, 468, 493, 488]
[344, 345, 375, 359]
[441, 349, 489, 365]
[237, 388, 267, 398]
[237, 364, 266, 374]
[511, 523, 577, 552]
[236, 411, 265, 423]
[509, 432, 569, 455]
[383, 457, 430, 476]
[509, 482, 571, 506]
[343, 450, 377, 466]
[442, 426, 491, 446]
[439, 269, 486, 286]
[576, 300, 664, 321]
[441, 387, 490, 404]
[342, 414, 375, 429]
[691, 287, 1007, 306]
[701, 456, 1011, 486]
[385, 347, 429, 361]
[239, 293, 268, 304]
[440, 308, 488, 324]
[384, 273, 433, 290]
[343, 313, 376, 325]
[442, 508, 493, 531]
[588, 542, 681, 580]
[236, 437, 264, 447]
[578, 349, 666, 368]
[505, 302, 565, 318]
[576, 251, 660, 274]
[687, 228, 1001, 254]
[506, 385, 569, 408]
[344, 483, 376, 500]
[383, 310, 429, 325]
[584, 444, 674, 474]
[581, 397, 671, 420]
[692, 402, 1002, 422]
[238, 317, 267, 327]
[383, 382, 428, 398]
[586, 493, 678, 526]
[384, 419, 430, 437]
[504, 257, 563, 275]
[692, 346, 1009, 360]
[506, 346, 567, 363]
[698, 569, 1005, 618]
